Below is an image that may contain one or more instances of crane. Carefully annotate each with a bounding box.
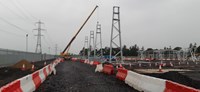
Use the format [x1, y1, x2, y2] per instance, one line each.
[61, 5, 98, 57]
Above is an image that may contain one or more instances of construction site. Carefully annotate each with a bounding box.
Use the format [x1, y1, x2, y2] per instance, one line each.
[0, 0, 200, 92]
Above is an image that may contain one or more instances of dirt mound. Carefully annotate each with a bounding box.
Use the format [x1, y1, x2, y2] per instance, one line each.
[12, 59, 33, 70]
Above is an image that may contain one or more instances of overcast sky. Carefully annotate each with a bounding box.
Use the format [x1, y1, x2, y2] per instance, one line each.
[0, 0, 200, 54]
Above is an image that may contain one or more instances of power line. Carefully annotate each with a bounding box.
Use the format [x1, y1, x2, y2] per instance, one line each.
[44, 31, 55, 45]
[0, 29, 24, 38]
[10, 0, 33, 22]
[15, 0, 38, 20]
[0, 1, 33, 24]
[42, 36, 53, 48]
[0, 18, 29, 34]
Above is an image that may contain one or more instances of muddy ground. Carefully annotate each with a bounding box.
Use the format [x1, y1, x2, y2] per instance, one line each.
[123, 60, 200, 89]
[35, 61, 138, 92]
[0, 58, 55, 87]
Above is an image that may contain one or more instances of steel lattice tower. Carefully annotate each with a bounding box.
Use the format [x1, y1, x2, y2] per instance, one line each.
[34, 20, 45, 54]
[94, 22, 103, 58]
[109, 6, 123, 63]
[83, 36, 88, 58]
[88, 31, 95, 59]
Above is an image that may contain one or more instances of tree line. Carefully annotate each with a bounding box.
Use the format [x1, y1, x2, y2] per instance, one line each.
[79, 43, 200, 56]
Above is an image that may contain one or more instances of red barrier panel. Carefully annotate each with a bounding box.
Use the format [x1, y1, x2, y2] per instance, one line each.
[93, 61, 100, 66]
[103, 64, 114, 75]
[32, 71, 41, 89]
[71, 58, 77, 62]
[165, 80, 199, 92]
[116, 68, 128, 81]
[80, 59, 85, 63]
[1, 80, 22, 92]
[61, 58, 64, 62]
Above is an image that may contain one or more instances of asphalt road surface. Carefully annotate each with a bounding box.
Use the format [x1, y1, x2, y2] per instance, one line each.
[35, 61, 138, 92]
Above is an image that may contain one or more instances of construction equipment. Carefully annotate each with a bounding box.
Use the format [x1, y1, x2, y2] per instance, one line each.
[61, 5, 98, 57]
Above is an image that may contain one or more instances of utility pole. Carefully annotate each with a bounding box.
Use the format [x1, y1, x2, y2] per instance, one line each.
[26, 34, 28, 52]
[94, 22, 103, 58]
[34, 20, 45, 54]
[109, 6, 123, 63]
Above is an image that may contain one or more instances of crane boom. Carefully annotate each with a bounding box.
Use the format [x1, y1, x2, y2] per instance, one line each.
[62, 5, 98, 55]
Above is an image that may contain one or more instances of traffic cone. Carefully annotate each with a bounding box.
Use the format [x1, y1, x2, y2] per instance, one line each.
[119, 64, 123, 68]
[158, 64, 163, 72]
[31, 65, 35, 71]
[44, 62, 46, 66]
[21, 64, 25, 71]
[170, 62, 173, 67]
[139, 63, 141, 67]
[129, 63, 132, 68]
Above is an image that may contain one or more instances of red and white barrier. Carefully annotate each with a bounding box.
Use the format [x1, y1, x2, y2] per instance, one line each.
[125, 71, 166, 92]
[20, 75, 35, 92]
[116, 68, 128, 81]
[124, 70, 200, 92]
[71, 58, 78, 62]
[165, 80, 199, 92]
[0, 58, 62, 92]
[95, 64, 103, 72]
[89, 61, 94, 65]
[103, 64, 114, 75]
[93, 61, 100, 66]
[0, 80, 22, 92]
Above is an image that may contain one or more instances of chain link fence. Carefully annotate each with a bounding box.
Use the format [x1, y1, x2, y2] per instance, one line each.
[0, 48, 56, 67]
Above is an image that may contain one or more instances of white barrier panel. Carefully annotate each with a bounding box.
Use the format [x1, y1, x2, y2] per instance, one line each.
[39, 68, 46, 83]
[125, 71, 143, 91]
[125, 71, 166, 92]
[139, 74, 166, 92]
[20, 75, 35, 92]
[52, 63, 56, 75]
[84, 59, 88, 63]
[95, 64, 103, 72]
[45, 66, 50, 76]
[90, 61, 94, 65]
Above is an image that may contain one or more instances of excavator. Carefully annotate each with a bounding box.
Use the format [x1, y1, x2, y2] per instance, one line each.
[60, 5, 98, 59]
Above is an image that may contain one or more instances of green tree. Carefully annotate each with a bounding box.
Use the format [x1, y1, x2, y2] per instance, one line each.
[173, 47, 182, 51]
[196, 46, 200, 53]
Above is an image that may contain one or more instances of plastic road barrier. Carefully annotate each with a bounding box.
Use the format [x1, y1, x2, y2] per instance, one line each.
[95, 64, 103, 72]
[116, 68, 128, 81]
[103, 64, 114, 75]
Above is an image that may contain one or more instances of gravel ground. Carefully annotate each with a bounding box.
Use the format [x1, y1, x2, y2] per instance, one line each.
[0, 58, 55, 87]
[35, 61, 138, 92]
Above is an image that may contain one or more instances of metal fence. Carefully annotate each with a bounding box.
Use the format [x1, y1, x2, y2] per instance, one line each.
[0, 48, 56, 67]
